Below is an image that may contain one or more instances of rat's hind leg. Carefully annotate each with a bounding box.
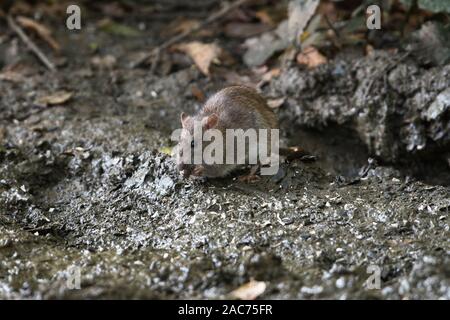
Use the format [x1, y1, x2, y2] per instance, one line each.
[238, 165, 260, 183]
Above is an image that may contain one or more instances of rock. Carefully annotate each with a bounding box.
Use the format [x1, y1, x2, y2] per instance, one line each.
[270, 51, 450, 173]
[407, 21, 450, 66]
[424, 87, 450, 121]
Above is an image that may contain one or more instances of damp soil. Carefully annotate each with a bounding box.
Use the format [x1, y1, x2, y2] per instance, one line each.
[0, 5, 449, 299]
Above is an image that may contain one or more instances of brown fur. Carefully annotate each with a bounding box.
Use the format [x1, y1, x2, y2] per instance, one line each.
[177, 86, 279, 178]
[201, 86, 278, 132]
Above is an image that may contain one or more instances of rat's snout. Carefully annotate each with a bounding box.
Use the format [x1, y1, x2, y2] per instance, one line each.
[177, 162, 187, 172]
[178, 162, 192, 177]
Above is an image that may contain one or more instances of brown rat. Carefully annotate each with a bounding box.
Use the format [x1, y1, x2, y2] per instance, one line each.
[176, 85, 279, 179]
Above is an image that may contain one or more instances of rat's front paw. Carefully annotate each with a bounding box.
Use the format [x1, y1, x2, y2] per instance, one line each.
[238, 174, 261, 183]
[192, 165, 205, 177]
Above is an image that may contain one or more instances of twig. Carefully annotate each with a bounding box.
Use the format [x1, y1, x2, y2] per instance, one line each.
[7, 15, 56, 71]
[131, 0, 251, 69]
[324, 14, 340, 39]
[402, 0, 417, 36]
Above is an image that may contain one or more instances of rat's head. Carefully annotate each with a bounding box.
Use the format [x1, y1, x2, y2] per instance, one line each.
[176, 112, 219, 177]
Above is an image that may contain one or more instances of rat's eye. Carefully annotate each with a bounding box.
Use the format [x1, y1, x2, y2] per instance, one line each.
[191, 140, 195, 148]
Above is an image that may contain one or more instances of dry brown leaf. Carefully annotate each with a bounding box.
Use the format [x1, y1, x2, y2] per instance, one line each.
[16, 16, 60, 52]
[10, 2, 34, 16]
[365, 44, 375, 56]
[317, 1, 339, 23]
[256, 67, 281, 89]
[296, 46, 327, 68]
[255, 10, 275, 26]
[288, 0, 320, 46]
[91, 55, 117, 69]
[221, 70, 254, 87]
[252, 65, 269, 75]
[0, 70, 24, 83]
[36, 91, 73, 106]
[261, 68, 281, 82]
[174, 41, 223, 76]
[230, 280, 266, 300]
[267, 97, 286, 109]
[167, 19, 200, 36]
[191, 85, 205, 102]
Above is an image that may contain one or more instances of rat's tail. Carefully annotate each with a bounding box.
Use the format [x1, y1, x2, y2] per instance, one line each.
[279, 146, 316, 162]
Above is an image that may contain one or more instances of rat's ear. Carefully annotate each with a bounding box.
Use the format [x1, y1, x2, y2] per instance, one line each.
[180, 112, 189, 127]
[202, 113, 218, 130]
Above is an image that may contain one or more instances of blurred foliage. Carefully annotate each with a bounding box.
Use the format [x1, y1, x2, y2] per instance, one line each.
[98, 19, 141, 37]
[400, 0, 450, 13]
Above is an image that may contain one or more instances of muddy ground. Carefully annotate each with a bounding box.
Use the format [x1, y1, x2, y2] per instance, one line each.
[0, 3, 449, 299]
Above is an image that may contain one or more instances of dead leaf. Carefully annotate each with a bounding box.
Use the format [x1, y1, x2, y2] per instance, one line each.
[191, 85, 205, 102]
[173, 41, 223, 76]
[221, 70, 254, 87]
[365, 44, 375, 56]
[255, 10, 275, 26]
[261, 68, 281, 82]
[230, 280, 266, 300]
[267, 97, 286, 109]
[243, 0, 319, 67]
[252, 65, 269, 75]
[243, 21, 289, 67]
[296, 46, 327, 68]
[256, 67, 281, 89]
[74, 68, 94, 78]
[16, 16, 60, 51]
[0, 70, 24, 83]
[36, 91, 73, 107]
[166, 19, 200, 36]
[288, 0, 320, 46]
[91, 55, 117, 69]
[10, 2, 34, 16]
[301, 14, 324, 47]
[0, 63, 35, 82]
